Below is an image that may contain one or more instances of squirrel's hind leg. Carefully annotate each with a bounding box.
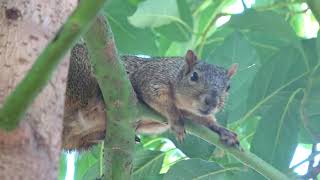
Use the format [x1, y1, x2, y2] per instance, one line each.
[135, 120, 169, 135]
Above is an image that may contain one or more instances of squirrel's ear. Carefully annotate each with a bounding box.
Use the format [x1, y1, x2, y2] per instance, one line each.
[185, 50, 198, 73]
[227, 63, 238, 78]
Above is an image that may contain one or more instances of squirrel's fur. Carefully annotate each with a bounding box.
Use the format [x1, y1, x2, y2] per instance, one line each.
[62, 43, 239, 150]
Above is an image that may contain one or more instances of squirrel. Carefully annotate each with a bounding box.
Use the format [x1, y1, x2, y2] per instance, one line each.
[62, 43, 239, 150]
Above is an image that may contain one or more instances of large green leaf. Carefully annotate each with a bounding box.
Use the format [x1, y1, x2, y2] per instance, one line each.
[228, 10, 298, 43]
[155, 0, 194, 42]
[133, 149, 166, 179]
[128, 0, 179, 28]
[227, 10, 301, 61]
[300, 65, 320, 144]
[164, 159, 240, 180]
[104, 0, 158, 55]
[251, 91, 303, 171]
[82, 163, 100, 180]
[74, 151, 99, 180]
[245, 46, 307, 115]
[301, 38, 319, 68]
[245, 46, 307, 171]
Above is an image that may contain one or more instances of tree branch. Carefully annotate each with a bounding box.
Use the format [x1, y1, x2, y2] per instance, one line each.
[83, 15, 137, 180]
[0, 0, 108, 131]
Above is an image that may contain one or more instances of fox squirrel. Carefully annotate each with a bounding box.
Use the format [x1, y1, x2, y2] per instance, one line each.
[62, 43, 239, 150]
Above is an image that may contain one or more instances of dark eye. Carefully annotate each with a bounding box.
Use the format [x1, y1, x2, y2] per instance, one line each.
[226, 85, 231, 91]
[190, 72, 198, 81]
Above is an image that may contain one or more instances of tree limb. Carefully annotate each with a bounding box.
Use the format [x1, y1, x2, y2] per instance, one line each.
[83, 15, 137, 180]
[0, 0, 108, 131]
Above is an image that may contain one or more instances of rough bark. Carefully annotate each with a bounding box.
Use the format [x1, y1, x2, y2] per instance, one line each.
[0, 0, 76, 179]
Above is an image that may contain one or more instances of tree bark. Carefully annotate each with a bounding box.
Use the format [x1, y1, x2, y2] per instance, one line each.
[0, 0, 76, 179]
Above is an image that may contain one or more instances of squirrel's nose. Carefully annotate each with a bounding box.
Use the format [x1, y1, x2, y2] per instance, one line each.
[204, 95, 218, 107]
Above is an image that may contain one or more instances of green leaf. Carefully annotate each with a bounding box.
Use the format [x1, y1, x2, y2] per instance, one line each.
[128, 0, 179, 28]
[227, 10, 301, 61]
[300, 65, 320, 143]
[251, 90, 303, 171]
[317, 31, 320, 62]
[58, 152, 68, 180]
[82, 163, 99, 180]
[229, 170, 266, 180]
[164, 159, 240, 180]
[155, 0, 193, 42]
[228, 10, 296, 39]
[74, 151, 99, 180]
[133, 149, 166, 179]
[164, 132, 215, 160]
[240, 45, 308, 171]
[245, 46, 307, 116]
[104, 0, 158, 55]
[301, 38, 319, 68]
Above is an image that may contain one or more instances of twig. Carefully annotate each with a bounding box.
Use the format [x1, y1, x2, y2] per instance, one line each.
[0, 0, 108, 131]
[241, 0, 248, 10]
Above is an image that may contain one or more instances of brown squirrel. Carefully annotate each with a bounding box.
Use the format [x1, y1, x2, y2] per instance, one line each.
[62, 43, 239, 150]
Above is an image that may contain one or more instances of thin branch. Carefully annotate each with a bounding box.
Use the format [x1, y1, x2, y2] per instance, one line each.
[83, 15, 137, 180]
[0, 0, 108, 131]
[241, 0, 248, 10]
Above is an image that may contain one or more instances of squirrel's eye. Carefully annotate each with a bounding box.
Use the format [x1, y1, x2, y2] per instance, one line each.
[190, 72, 198, 81]
[226, 85, 231, 91]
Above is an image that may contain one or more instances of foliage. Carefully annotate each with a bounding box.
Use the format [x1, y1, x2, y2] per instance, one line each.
[57, 0, 320, 179]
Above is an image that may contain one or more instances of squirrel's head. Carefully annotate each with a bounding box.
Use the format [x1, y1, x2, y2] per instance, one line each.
[175, 50, 238, 116]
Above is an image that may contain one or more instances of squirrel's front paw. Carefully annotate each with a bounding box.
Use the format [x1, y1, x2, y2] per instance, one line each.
[170, 119, 186, 143]
[218, 127, 239, 147]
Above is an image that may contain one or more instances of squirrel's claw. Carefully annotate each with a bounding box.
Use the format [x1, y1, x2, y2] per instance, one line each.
[175, 128, 186, 143]
[170, 118, 186, 143]
[218, 127, 240, 147]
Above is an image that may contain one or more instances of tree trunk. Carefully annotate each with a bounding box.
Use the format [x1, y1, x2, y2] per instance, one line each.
[0, 0, 76, 179]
